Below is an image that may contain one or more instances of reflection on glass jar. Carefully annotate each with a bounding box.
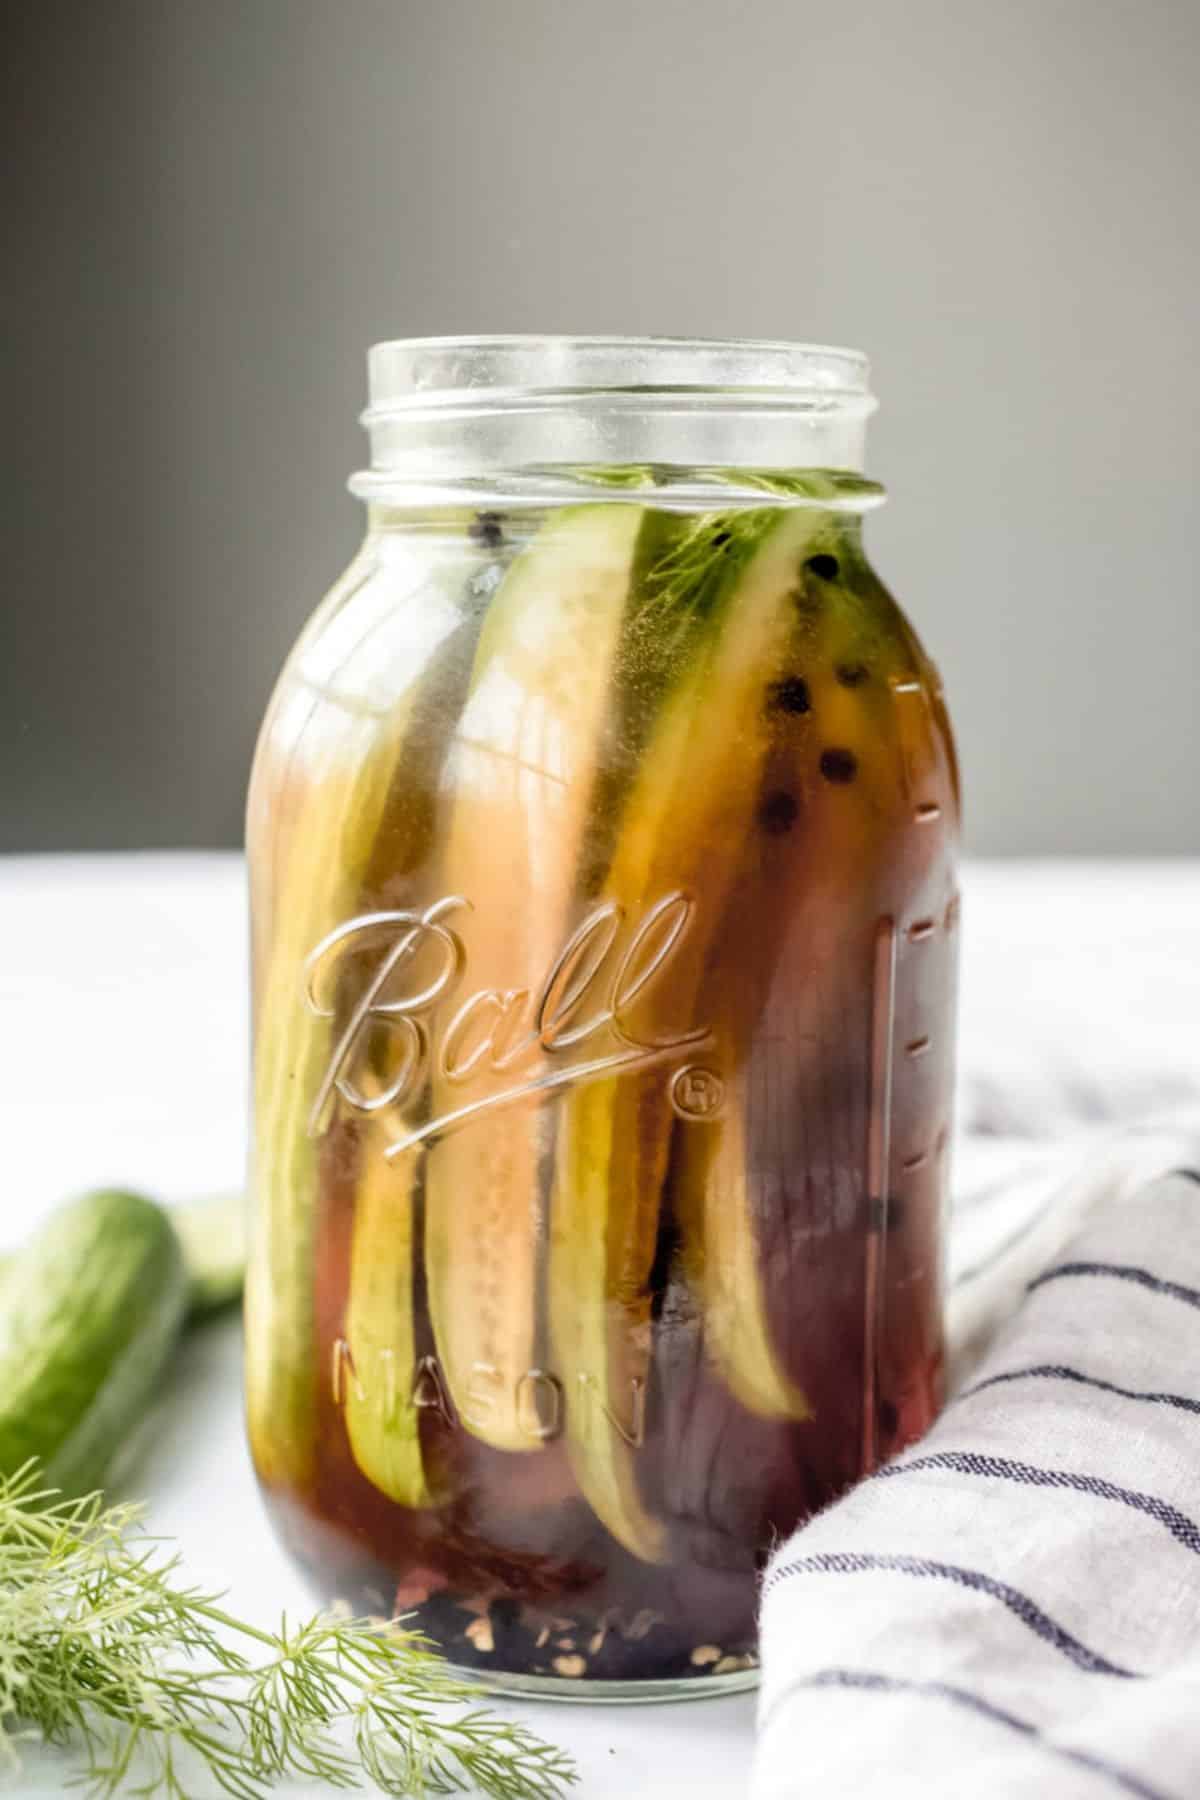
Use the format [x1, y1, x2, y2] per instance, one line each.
[245, 337, 960, 1700]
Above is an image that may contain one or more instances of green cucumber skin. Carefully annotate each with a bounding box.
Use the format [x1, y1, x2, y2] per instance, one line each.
[0, 1194, 246, 1321]
[172, 1191, 245, 1319]
[0, 1189, 187, 1496]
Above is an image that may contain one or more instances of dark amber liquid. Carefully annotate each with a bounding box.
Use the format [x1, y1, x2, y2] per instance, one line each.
[248, 498, 959, 1687]
[262, 896, 954, 1684]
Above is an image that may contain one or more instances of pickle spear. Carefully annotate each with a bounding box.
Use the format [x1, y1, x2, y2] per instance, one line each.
[340, 1137, 429, 1506]
[245, 536, 485, 1493]
[673, 526, 957, 1424]
[423, 504, 647, 1455]
[334, 555, 509, 1507]
[549, 500, 837, 1561]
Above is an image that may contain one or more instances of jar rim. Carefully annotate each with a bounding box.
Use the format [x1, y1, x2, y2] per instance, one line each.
[365, 334, 874, 419]
[356, 334, 878, 501]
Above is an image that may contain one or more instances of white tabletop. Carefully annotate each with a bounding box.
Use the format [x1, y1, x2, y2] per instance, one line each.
[2, 852, 1198, 1796]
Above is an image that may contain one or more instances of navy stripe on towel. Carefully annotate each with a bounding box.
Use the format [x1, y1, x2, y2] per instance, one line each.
[956, 1364, 1200, 1419]
[761, 1552, 1135, 1677]
[1030, 1261, 1200, 1312]
[877, 1451, 1200, 1555]
[789, 1670, 1169, 1800]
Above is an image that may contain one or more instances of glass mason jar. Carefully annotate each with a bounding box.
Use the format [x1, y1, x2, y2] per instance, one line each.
[245, 336, 959, 1700]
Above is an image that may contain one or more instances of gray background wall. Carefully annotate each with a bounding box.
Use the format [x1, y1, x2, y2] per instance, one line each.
[7, 0, 1199, 854]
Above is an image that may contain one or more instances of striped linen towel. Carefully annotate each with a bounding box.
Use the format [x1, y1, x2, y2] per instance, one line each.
[754, 1123, 1200, 1800]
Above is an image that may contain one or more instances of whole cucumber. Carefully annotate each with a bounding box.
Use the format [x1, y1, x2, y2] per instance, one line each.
[0, 1191, 245, 1321]
[0, 1189, 187, 1496]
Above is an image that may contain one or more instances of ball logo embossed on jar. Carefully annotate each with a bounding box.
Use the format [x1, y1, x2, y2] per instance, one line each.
[302, 889, 714, 1152]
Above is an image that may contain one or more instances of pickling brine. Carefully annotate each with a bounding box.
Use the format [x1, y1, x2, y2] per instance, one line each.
[245, 337, 959, 1698]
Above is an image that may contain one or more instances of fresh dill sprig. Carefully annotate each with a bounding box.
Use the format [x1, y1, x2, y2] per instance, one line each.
[637, 509, 776, 656]
[634, 470, 876, 650]
[0, 1466, 575, 1800]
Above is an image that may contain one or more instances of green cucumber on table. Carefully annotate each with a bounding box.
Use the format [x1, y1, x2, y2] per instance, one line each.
[0, 1187, 245, 1496]
[0, 1189, 187, 1497]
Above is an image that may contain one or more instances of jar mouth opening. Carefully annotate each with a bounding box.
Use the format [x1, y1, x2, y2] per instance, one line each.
[365, 334, 875, 421]
[357, 334, 878, 501]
